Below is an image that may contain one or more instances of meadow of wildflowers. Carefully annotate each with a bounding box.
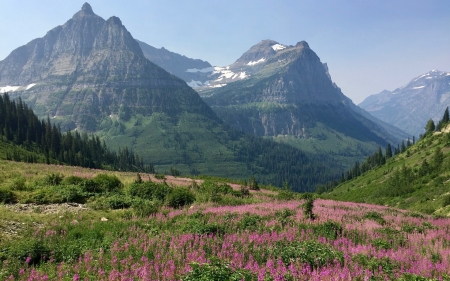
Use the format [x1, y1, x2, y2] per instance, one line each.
[1, 197, 450, 280]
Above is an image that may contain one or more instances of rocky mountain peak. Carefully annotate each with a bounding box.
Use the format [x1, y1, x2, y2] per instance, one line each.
[233, 39, 278, 66]
[296, 41, 309, 48]
[82, 3, 94, 14]
[106, 16, 123, 26]
[73, 2, 96, 18]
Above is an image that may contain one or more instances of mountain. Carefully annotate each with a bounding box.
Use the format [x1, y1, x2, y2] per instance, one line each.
[136, 40, 214, 88]
[198, 40, 408, 167]
[359, 70, 450, 137]
[0, 3, 342, 191]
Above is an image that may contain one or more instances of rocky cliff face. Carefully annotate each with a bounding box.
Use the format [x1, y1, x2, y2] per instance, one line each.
[201, 40, 404, 147]
[0, 3, 213, 132]
[359, 70, 450, 137]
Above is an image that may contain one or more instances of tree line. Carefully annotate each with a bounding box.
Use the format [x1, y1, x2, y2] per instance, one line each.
[0, 93, 153, 172]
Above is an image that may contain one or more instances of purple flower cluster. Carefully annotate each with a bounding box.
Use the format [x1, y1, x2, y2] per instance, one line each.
[8, 199, 450, 280]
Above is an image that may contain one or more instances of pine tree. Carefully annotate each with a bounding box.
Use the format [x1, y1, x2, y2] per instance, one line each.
[425, 119, 436, 136]
[443, 107, 450, 124]
[385, 143, 392, 159]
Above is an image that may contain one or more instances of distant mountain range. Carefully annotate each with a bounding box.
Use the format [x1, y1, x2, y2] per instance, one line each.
[0, 3, 346, 191]
[359, 70, 450, 137]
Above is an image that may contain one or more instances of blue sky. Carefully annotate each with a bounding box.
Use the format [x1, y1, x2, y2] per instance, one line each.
[1, 0, 449, 104]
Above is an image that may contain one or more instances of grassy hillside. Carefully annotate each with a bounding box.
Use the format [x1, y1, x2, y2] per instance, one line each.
[323, 128, 450, 215]
[0, 160, 450, 279]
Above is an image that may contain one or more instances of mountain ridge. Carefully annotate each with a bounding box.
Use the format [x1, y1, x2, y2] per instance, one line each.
[359, 70, 450, 137]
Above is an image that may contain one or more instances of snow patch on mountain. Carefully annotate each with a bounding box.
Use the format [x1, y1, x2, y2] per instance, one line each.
[187, 80, 203, 88]
[412, 86, 425, 89]
[0, 86, 20, 93]
[210, 84, 227, 88]
[0, 84, 36, 93]
[26, 83, 36, 90]
[186, 67, 214, 73]
[247, 58, 266, 66]
[271, 44, 286, 51]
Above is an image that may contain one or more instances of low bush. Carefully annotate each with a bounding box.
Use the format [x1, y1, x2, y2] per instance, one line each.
[166, 188, 195, 208]
[182, 258, 255, 281]
[271, 240, 344, 270]
[43, 173, 64, 186]
[9, 176, 27, 191]
[363, 211, 386, 225]
[0, 188, 16, 203]
[7, 238, 51, 265]
[92, 174, 122, 192]
[277, 190, 296, 201]
[442, 194, 450, 208]
[87, 194, 133, 210]
[132, 199, 160, 217]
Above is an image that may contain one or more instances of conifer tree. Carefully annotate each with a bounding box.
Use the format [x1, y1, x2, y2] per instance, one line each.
[425, 119, 436, 135]
[385, 143, 392, 159]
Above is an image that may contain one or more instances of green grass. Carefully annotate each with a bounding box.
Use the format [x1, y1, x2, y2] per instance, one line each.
[324, 131, 450, 215]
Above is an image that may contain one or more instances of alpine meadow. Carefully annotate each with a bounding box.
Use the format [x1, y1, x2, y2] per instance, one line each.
[1, 3, 450, 281]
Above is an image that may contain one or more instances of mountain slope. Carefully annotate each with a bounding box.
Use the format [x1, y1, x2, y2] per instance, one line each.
[136, 40, 214, 88]
[0, 3, 341, 191]
[323, 122, 450, 216]
[199, 40, 407, 167]
[359, 70, 450, 137]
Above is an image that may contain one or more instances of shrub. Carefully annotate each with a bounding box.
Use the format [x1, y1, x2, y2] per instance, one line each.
[154, 174, 166, 180]
[303, 196, 315, 220]
[9, 176, 27, 191]
[0, 188, 16, 203]
[128, 182, 156, 200]
[92, 174, 122, 192]
[442, 194, 450, 208]
[352, 254, 397, 276]
[272, 240, 344, 270]
[128, 181, 172, 201]
[363, 211, 386, 225]
[152, 183, 173, 201]
[133, 200, 160, 217]
[87, 194, 133, 210]
[314, 221, 343, 240]
[239, 213, 261, 230]
[62, 176, 99, 195]
[372, 238, 391, 250]
[182, 258, 255, 281]
[58, 185, 88, 203]
[8, 239, 51, 265]
[63, 175, 86, 185]
[277, 190, 296, 201]
[44, 173, 64, 186]
[166, 188, 195, 208]
[24, 188, 64, 204]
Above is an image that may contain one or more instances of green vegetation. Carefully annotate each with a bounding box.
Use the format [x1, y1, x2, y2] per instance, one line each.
[0, 93, 153, 172]
[323, 108, 450, 215]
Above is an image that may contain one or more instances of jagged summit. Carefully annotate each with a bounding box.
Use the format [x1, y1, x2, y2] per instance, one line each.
[82, 3, 94, 14]
[107, 16, 122, 26]
[73, 2, 96, 18]
[296, 41, 309, 48]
